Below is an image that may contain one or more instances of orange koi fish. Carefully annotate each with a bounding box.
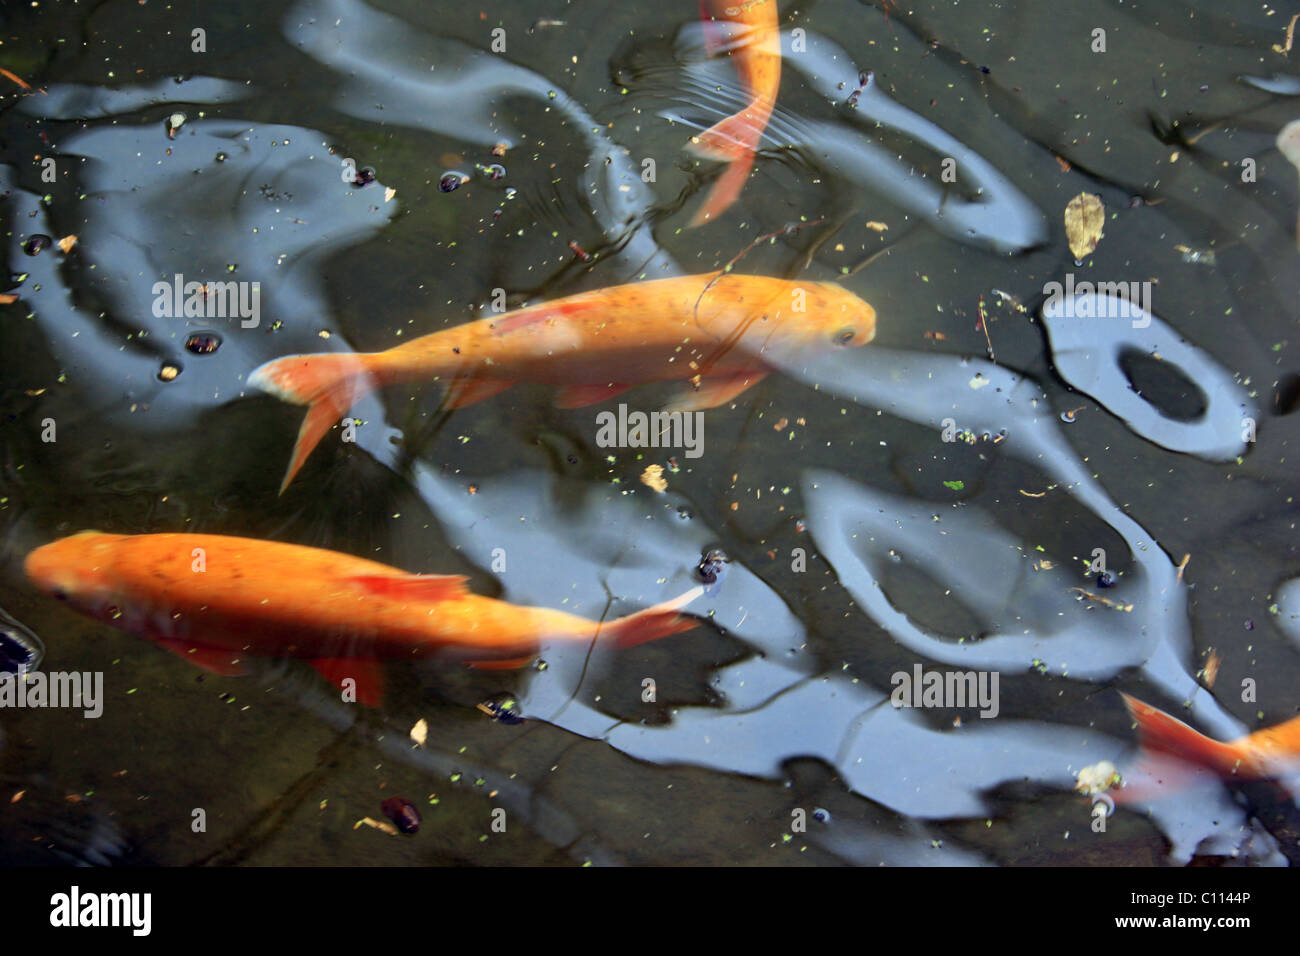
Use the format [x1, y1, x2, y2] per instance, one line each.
[24, 532, 704, 708]
[687, 0, 782, 225]
[1122, 693, 1300, 783]
[248, 272, 875, 491]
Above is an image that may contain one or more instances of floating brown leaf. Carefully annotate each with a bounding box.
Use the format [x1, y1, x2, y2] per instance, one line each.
[1064, 193, 1105, 260]
[640, 464, 668, 493]
[409, 718, 428, 748]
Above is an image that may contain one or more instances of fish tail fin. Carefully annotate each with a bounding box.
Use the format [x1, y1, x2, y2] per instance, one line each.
[601, 586, 705, 648]
[247, 352, 375, 493]
[686, 107, 767, 226]
[688, 108, 765, 162]
[1121, 693, 1244, 777]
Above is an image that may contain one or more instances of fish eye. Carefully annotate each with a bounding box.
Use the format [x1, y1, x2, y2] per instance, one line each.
[833, 327, 857, 345]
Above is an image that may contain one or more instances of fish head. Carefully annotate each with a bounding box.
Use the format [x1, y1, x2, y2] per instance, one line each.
[755, 281, 876, 354]
[24, 532, 127, 621]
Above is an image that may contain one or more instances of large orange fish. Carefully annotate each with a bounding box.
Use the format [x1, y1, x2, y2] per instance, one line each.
[687, 0, 782, 225]
[1122, 693, 1300, 783]
[24, 532, 704, 708]
[248, 272, 875, 491]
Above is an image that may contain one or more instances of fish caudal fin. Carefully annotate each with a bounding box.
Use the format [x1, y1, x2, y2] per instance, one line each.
[686, 108, 767, 226]
[1122, 694, 1247, 778]
[600, 586, 705, 649]
[247, 353, 375, 493]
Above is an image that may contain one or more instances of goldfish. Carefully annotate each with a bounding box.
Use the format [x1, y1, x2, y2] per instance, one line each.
[24, 532, 704, 708]
[1121, 693, 1300, 786]
[248, 271, 875, 491]
[687, 0, 782, 225]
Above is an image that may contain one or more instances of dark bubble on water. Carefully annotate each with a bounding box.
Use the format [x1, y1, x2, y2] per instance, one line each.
[22, 235, 51, 256]
[184, 332, 222, 355]
[380, 797, 421, 834]
[1096, 570, 1117, 588]
[352, 166, 376, 187]
[439, 172, 467, 193]
[1273, 373, 1300, 416]
[477, 163, 506, 182]
[697, 549, 727, 585]
[0, 609, 44, 675]
[812, 807, 832, 824]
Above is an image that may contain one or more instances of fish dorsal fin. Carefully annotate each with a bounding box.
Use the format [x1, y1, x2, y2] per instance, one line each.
[490, 298, 600, 336]
[346, 574, 470, 602]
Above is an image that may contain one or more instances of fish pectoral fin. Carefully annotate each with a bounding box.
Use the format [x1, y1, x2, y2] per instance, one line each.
[307, 657, 384, 708]
[664, 369, 768, 412]
[442, 379, 514, 409]
[152, 639, 251, 677]
[465, 655, 536, 671]
[347, 573, 471, 602]
[554, 383, 633, 409]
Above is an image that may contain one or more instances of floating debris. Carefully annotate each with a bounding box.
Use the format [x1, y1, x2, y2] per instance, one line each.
[476, 694, 525, 725]
[1069, 587, 1133, 612]
[184, 332, 222, 355]
[409, 718, 428, 748]
[157, 363, 181, 382]
[697, 549, 727, 585]
[380, 797, 422, 834]
[166, 112, 186, 139]
[641, 463, 668, 493]
[354, 816, 399, 836]
[1063, 193, 1104, 261]
[1174, 244, 1215, 267]
[1272, 12, 1298, 55]
[439, 172, 468, 193]
[1074, 760, 1122, 795]
[22, 235, 51, 256]
[1095, 570, 1117, 588]
[1203, 648, 1221, 688]
[0, 67, 32, 90]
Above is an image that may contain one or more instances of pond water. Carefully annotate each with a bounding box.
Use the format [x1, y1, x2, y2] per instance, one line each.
[1, 0, 1298, 866]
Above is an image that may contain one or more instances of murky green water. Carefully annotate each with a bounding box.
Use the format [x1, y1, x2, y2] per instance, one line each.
[1, 0, 1298, 866]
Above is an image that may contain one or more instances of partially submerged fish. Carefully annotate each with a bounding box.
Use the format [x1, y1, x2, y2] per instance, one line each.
[24, 532, 704, 708]
[687, 0, 782, 225]
[248, 272, 875, 491]
[1122, 693, 1300, 784]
